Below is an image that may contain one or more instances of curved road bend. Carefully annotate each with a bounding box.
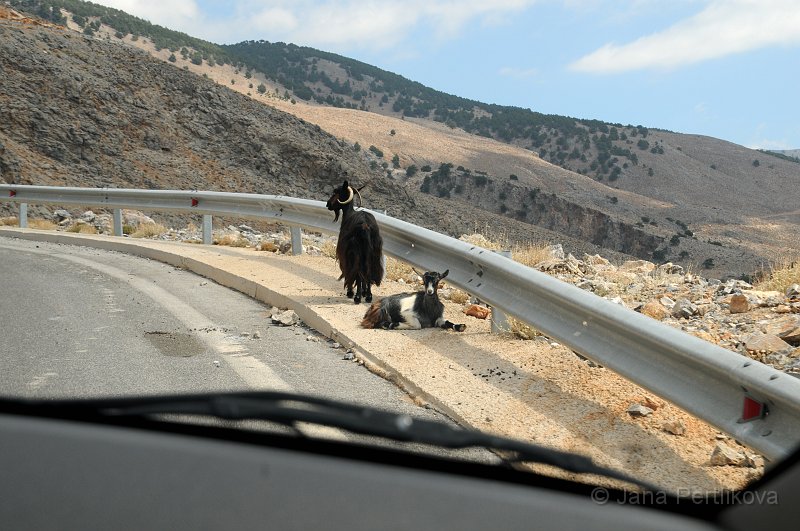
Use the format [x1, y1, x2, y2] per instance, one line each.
[0, 237, 495, 461]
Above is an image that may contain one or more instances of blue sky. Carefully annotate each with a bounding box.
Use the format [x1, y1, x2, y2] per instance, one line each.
[97, 1, 800, 149]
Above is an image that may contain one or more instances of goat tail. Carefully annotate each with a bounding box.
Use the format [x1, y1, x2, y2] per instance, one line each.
[365, 223, 384, 287]
[356, 221, 383, 287]
[361, 301, 385, 329]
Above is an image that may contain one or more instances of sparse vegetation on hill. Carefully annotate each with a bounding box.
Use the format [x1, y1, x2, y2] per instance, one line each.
[10, 0, 231, 63]
[8, 0, 666, 183]
[8, 1, 798, 192]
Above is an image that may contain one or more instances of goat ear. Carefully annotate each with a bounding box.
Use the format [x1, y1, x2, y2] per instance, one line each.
[440, 269, 449, 279]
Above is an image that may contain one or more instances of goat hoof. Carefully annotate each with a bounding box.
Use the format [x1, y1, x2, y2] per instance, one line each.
[346, 290, 354, 299]
[455, 324, 467, 332]
[353, 296, 361, 304]
[365, 295, 373, 303]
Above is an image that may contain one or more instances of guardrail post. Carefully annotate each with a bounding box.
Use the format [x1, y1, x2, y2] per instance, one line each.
[490, 249, 512, 334]
[113, 209, 123, 236]
[202, 215, 213, 245]
[376, 210, 387, 281]
[18, 203, 28, 228]
[290, 226, 303, 255]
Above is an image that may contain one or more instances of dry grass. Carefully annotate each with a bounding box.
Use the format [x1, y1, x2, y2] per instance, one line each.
[320, 240, 337, 259]
[509, 317, 543, 340]
[214, 234, 251, 247]
[257, 241, 278, 252]
[0, 216, 19, 226]
[510, 241, 554, 268]
[131, 223, 167, 239]
[28, 219, 58, 230]
[448, 288, 470, 304]
[66, 222, 97, 234]
[461, 230, 551, 268]
[755, 253, 800, 293]
[385, 256, 416, 282]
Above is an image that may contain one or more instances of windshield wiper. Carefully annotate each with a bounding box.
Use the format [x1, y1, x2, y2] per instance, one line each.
[13, 391, 658, 492]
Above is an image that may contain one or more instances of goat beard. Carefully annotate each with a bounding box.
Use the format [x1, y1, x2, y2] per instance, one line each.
[332, 209, 341, 223]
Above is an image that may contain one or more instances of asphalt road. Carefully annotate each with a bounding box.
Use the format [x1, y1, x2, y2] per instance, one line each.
[0, 236, 496, 461]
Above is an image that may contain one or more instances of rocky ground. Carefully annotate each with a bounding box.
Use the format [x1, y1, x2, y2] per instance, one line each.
[535, 249, 800, 376]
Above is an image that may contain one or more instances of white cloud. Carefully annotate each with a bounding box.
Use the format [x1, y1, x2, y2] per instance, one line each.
[87, 0, 540, 49]
[90, 0, 200, 29]
[747, 137, 793, 150]
[251, 7, 298, 35]
[230, 0, 538, 50]
[280, 2, 413, 49]
[569, 0, 800, 73]
[747, 124, 794, 150]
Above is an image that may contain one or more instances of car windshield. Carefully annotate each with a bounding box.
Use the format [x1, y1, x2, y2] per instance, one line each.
[1, 0, 799, 502]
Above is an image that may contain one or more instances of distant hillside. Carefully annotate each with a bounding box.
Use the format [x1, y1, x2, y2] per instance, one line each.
[5, 0, 660, 182]
[768, 149, 800, 162]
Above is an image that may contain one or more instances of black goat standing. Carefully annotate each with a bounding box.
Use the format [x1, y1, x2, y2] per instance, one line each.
[326, 180, 384, 304]
[361, 270, 466, 332]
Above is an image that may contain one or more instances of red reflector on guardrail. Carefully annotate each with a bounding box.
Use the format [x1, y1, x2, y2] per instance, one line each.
[9, 190, 16, 197]
[741, 396, 766, 422]
[191, 198, 199, 207]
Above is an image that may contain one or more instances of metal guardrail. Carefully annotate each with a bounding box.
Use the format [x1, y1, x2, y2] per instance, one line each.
[3, 184, 800, 461]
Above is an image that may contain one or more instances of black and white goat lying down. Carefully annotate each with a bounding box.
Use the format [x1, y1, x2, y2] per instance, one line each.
[361, 270, 466, 332]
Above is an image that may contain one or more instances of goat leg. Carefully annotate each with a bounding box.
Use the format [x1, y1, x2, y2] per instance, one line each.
[440, 320, 467, 332]
[365, 283, 373, 303]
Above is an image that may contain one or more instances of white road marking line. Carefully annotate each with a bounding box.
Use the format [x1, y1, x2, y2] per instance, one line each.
[28, 372, 58, 390]
[3, 241, 348, 442]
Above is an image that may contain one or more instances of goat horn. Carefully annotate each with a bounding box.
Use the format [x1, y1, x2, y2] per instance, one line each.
[337, 186, 354, 205]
